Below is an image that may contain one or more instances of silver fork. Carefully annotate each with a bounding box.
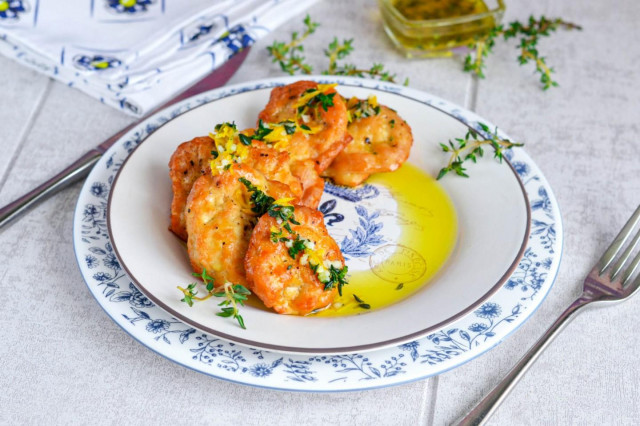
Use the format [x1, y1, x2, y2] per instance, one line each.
[458, 205, 640, 426]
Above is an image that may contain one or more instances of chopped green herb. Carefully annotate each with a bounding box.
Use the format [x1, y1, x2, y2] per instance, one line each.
[239, 177, 276, 216]
[282, 120, 297, 135]
[323, 265, 349, 296]
[353, 294, 371, 310]
[396, 283, 404, 290]
[287, 234, 307, 259]
[215, 122, 237, 132]
[238, 133, 253, 146]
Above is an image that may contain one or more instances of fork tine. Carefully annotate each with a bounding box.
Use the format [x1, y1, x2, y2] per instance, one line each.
[597, 205, 640, 275]
[621, 248, 640, 287]
[611, 229, 640, 280]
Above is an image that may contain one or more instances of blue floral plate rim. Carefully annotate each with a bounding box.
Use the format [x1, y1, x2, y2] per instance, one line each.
[73, 75, 563, 391]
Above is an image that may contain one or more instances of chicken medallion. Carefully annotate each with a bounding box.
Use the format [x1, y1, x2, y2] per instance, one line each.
[244, 205, 347, 315]
[257, 80, 350, 171]
[169, 124, 308, 240]
[168, 136, 215, 241]
[185, 164, 297, 286]
[323, 97, 414, 187]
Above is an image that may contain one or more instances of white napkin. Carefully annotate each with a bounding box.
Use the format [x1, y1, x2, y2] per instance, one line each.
[0, 0, 317, 116]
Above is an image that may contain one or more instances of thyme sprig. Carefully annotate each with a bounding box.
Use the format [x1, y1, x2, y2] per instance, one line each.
[268, 15, 405, 85]
[177, 269, 216, 306]
[465, 16, 582, 90]
[437, 122, 523, 180]
[214, 282, 251, 330]
[323, 38, 408, 85]
[267, 15, 319, 74]
[177, 269, 250, 329]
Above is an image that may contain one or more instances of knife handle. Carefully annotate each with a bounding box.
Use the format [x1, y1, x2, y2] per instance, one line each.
[0, 149, 103, 229]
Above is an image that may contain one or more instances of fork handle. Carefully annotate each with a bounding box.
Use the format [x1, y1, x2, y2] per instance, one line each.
[0, 149, 103, 229]
[457, 296, 591, 426]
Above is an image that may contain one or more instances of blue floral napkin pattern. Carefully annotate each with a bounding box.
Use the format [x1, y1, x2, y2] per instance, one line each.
[0, 0, 317, 116]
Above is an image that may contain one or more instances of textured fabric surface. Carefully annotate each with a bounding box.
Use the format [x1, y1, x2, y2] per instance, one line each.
[0, 0, 317, 115]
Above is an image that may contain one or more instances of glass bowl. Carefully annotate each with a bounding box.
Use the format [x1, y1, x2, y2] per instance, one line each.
[378, 0, 506, 58]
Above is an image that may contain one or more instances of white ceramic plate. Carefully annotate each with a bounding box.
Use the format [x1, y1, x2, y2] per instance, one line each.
[74, 76, 562, 390]
[105, 77, 529, 354]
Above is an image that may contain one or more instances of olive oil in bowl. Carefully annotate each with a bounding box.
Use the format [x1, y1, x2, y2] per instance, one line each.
[379, 0, 505, 58]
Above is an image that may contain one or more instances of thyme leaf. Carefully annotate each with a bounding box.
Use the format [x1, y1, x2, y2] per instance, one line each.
[353, 294, 371, 310]
[437, 122, 523, 180]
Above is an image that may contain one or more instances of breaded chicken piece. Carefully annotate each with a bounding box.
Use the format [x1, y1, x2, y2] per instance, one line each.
[169, 131, 304, 240]
[323, 101, 413, 187]
[185, 164, 297, 287]
[245, 205, 345, 315]
[246, 141, 303, 199]
[289, 159, 324, 209]
[168, 136, 215, 241]
[258, 80, 350, 172]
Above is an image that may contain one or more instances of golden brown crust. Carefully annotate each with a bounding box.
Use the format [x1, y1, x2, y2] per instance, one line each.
[289, 160, 324, 209]
[323, 104, 414, 187]
[245, 142, 303, 200]
[244, 206, 343, 315]
[168, 136, 215, 241]
[257, 80, 350, 172]
[185, 164, 297, 287]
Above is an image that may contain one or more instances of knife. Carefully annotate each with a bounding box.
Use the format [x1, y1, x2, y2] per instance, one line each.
[0, 49, 250, 229]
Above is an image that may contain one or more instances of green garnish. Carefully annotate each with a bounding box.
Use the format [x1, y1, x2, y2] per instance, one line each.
[238, 133, 253, 146]
[214, 282, 251, 330]
[315, 92, 336, 112]
[353, 294, 371, 310]
[267, 15, 406, 85]
[254, 120, 274, 140]
[324, 264, 349, 296]
[239, 177, 275, 216]
[465, 16, 582, 90]
[437, 122, 523, 180]
[177, 269, 216, 306]
[396, 283, 404, 290]
[268, 204, 300, 226]
[177, 269, 250, 329]
[214, 122, 237, 131]
[287, 234, 307, 259]
[240, 177, 349, 294]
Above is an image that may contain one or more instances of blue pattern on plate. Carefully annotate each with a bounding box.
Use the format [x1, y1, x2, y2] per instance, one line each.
[324, 181, 380, 202]
[73, 77, 562, 391]
[340, 205, 385, 258]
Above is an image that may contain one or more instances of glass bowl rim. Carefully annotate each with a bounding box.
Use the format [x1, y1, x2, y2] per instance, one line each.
[379, 0, 506, 28]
